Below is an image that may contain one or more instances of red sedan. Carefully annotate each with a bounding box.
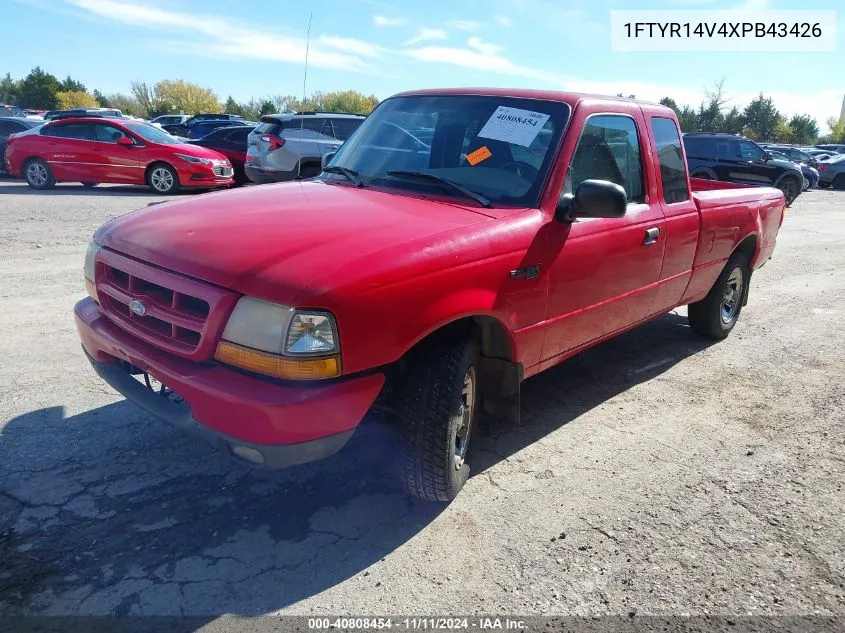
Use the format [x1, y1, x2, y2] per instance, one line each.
[5, 117, 234, 193]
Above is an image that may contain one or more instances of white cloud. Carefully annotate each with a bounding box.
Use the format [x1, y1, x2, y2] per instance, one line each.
[405, 28, 447, 46]
[494, 15, 513, 27]
[466, 37, 501, 56]
[447, 19, 481, 31]
[406, 39, 566, 85]
[373, 14, 407, 27]
[66, 0, 379, 70]
[318, 35, 381, 58]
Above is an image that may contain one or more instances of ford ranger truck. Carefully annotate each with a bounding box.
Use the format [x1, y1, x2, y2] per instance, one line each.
[75, 89, 786, 501]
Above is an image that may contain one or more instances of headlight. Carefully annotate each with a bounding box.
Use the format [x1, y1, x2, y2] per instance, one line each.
[216, 297, 340, 380]
[84, 240, 100, 302]
[174, 153, 212, 165]
[286, 312, 338, 355]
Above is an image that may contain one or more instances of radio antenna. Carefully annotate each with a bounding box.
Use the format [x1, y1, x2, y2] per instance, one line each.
[298, 11, 312, 179]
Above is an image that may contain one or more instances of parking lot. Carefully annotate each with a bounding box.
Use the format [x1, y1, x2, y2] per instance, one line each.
[0, 180, 843, 618]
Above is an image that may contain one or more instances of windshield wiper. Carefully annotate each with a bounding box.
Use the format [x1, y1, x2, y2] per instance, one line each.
[322, 165, 364, 187]
[386, 170, 491, 208]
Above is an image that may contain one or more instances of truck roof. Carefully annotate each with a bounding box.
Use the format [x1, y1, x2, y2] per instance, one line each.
[391, 87, 673, 111]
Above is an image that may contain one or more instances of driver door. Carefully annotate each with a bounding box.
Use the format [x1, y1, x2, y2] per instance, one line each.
[540, 112, 666, 366]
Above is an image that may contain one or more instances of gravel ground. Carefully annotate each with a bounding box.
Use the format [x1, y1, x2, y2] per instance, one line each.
[0, 180, 843, 622]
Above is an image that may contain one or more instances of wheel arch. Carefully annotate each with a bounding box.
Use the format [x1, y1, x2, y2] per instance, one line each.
[386, 313, 522, 425]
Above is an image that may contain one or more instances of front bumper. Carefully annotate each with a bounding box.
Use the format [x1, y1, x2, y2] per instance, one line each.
[75, 297, 385, 469]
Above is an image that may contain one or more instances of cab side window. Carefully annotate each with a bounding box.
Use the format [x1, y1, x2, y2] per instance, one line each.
[41, 123, 94, 140]
[738, 140, 764, 160]
[564, 115, 644, 203]
[650, 117, 689, 204]
[93, 124, 128, 143]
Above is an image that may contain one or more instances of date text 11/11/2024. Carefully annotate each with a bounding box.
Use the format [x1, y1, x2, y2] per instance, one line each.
[306, 617, 527, 630]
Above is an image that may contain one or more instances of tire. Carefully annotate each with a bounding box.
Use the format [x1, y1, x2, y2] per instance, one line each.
[398, 339, 480, 502]
[802, 177, 810, 191]
[818, 182, 830, 189]
[688, 251, 749, 340]
[691, 169, 715, 180]
[24, 158, 55, 190]
[82, 182, 98, 188]
[833, 174, 845, 191]
[146, 163, 180, 194]
[777, 175, 800, 206]
[296, 164, 321, 180]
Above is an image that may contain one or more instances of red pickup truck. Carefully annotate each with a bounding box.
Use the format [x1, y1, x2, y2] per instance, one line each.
[75, 89, 786, 501]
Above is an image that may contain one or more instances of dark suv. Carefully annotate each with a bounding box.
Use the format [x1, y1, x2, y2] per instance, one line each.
[683, 133, 804, 205]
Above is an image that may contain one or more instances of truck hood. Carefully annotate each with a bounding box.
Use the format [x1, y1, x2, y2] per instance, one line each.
[95, 181, 494, 303]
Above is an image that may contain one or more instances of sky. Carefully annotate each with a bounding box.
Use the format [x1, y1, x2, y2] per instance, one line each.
[5, 0, 844, 130]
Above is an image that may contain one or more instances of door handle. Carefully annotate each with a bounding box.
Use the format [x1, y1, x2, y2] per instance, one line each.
[644, 227, 660, 245]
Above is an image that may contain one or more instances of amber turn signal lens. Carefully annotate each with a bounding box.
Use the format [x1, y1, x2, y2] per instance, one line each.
[214, 341, 340, 380]
[84, 277, 98, 303]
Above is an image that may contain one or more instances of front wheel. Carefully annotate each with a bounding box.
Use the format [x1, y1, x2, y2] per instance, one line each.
[833, 175, 845, 191]
[147, 163, 180, 194]
[802, 177, 810, 191]
[398, 340, 480, 502]
[688, 252, 749, 339]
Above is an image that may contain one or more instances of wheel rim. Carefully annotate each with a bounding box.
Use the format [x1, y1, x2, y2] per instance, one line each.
[151, 167, 174, 192]
[27, 162, 47, 186]
[720, 267, 744, 325]
[453, 367, 476, 471]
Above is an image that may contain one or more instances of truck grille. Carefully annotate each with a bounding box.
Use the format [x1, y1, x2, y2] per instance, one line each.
[95, 249, 238, 360]
[213, 166, 233, 177]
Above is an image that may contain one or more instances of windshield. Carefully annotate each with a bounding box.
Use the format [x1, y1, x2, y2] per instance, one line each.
[125, 121, 182, 144]
[326, 95, 571, 207]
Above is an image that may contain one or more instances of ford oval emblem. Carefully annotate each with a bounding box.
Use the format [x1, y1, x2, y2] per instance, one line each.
[129, 299, 147, 317]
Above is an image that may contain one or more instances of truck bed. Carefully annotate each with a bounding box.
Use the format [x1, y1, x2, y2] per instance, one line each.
[688, 178, 786, 281]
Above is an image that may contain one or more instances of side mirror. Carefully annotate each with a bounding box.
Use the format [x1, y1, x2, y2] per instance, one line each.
[555, 179, 627, 223]
[321, 151, 336, 170]
[763, 151, 774, 161]
[116, 136, 135, 147]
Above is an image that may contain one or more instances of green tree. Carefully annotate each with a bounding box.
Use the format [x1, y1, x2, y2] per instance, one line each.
[224, 96, 246, 116]
[106, 93, 145, 118]
[742, 94, 781, 142]
[825, 117, 845, 143]
[55, 91, 99, 109]
[721, 107, 745, 134]
[16, 66, 60, 109]
[155, 79, 221, 115]
[59, 76, 86, 93]
[259, 99, 277, 116]
[788, 114, 819, 144]
[772, 117, 794, 143]
[0, 73, 19, 104]
[321, 90, 379, 114]
[676, 106, 699, 133]
[92, 89, 109, 107]
[659, 97, 678, 111]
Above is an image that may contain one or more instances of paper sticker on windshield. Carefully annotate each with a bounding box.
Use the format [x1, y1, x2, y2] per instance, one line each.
[478, 106, 550, 148]
[466, 145, 493, 166]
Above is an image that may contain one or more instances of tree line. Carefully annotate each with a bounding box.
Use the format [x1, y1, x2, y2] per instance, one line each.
[2, 68, 843, 143]
[0, 67, 380, 119]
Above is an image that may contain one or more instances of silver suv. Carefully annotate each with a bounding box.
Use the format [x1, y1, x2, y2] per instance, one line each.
[245, 112, 365, 184]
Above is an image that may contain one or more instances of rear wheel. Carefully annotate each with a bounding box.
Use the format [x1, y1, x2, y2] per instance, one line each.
[147, 163, 180, 194]
[777, 175, 800, 206]
[398, 340, 480, 502]
[24, 158, 55, 190]
[833, 174, 845, 191]
[688, 251, 749, 340]
[802, 177, 810, 191]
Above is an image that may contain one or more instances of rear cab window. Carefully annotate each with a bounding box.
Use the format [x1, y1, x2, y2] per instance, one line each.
[650, 117, 689, 204]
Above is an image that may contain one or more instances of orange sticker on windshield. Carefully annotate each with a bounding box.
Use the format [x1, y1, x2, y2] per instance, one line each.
[466, 146, 492, 166]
